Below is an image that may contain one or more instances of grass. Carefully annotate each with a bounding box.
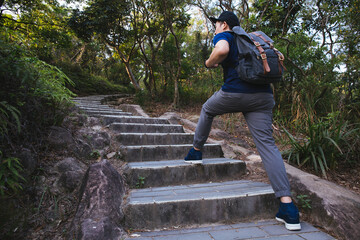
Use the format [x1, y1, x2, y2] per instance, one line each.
[281, 112, 359, 178]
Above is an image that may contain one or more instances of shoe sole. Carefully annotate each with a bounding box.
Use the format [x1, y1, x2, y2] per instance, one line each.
[184, 160, 203, 164]
[276, 217, 301, 231]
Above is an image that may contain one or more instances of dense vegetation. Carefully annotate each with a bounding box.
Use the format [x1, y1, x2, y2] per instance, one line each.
[0, 0, 359, 196]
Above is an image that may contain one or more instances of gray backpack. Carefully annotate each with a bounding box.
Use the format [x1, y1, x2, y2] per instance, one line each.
[232, 26, 286, 85]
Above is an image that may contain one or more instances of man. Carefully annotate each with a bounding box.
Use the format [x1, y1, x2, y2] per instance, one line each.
[184, 11, 301, 231]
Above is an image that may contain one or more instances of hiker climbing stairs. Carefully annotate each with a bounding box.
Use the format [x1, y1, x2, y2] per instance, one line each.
[72, 95, 336, 240]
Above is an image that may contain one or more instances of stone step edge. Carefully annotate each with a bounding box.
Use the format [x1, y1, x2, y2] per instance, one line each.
[78, 107, 116, 110]
[123, 143, 220, 149]
[126, 180, 274, 205]
[130, 190, 273, 205]
[126, 220, 331, 239]
[101, 115, 169, 121]
[87, 112, 133, 115]
[81, 109, 125, 113]
[116, 132, 194, 136]
[110, 122, 183, 127]
[127, 158, 244, 169]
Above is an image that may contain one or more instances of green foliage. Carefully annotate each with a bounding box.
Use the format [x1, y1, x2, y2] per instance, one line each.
[0, 33, 76, 151]
[282, 112, 359, 178]
[90, 150, 100, 159]
[68, 0, 131, 42]
[25, 57, 76, 102]
[136, 176, 145, 189]
[250, 0, 302, 36]
[0, 101, 21, 136]
[177, 25, 223, 105]
[296, 194, 312, 210]
[2, 0, 133, 97]
[59, 60, 134, 95]
[134, 90, 151, 106]
[0, 151, 26, 196]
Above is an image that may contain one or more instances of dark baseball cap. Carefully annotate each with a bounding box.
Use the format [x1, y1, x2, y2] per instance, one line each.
[210, 11, 240, 29]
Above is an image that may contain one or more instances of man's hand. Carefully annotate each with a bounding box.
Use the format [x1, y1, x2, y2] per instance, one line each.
[205, 60, 218, 68]
[205, 40, 229, 68]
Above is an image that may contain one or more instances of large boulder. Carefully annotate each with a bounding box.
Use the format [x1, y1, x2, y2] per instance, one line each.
[74, 128, 111, 159]
[54, 157, 87, 193]
[68, 160, 126, 240]
[47, 126, 76, 151]
[286, 163, 360, 240]
[16, 148, 37, 177]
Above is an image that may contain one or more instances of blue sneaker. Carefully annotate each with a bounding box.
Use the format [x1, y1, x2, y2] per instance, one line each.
[184, 148, 202, 164]
[276, 202, 301, 231]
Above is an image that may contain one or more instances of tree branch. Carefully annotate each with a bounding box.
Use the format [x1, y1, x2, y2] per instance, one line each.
[0, 15, 38, 26]
[282, 0, 296, 35]
[257, 1, 271, 29]
[193, 0, 214, 28]
[287, 57, 306, 76]
[316, 0, 336, 58]
[279, 36, 293, 56]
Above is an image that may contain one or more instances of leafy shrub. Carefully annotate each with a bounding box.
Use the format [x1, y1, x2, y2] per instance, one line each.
[134, 90, 151, 106]
[178, 68, 223, 106]
[0, 101, 21, 136]
[282, 112, 359, 178]
[0, 151, 25, 196]
[57, 60, 135, 95]
[24, 57, 75, 103]
[0, 36, 75, 151]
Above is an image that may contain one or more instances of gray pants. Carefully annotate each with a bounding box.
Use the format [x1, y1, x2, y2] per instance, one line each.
[193, 89, 291, 198]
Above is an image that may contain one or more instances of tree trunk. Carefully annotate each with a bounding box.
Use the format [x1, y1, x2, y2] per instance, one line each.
[170, 23, 181, 109]
[71, 44, 87, 63]
[138, 43, 154, 94]
[148, 64, 155, 95]
[173, 74, 179, 108]
[116, 48, 141, 91]
[143, 64, 151, 92]
[124, 60, 141, 91]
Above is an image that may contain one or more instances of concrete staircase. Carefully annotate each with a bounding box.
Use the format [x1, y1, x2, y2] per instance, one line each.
[73, 96, 278, 234]
[74, 96, 278, 229]
[71, 96, 339, 239]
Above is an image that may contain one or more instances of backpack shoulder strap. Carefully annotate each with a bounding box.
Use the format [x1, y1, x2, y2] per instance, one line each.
[248, 33, 271, 74]
[251, 32, 273, 47]
[251, 32, 286, 72]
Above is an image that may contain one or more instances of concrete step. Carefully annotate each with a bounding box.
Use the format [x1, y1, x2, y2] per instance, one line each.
[121, 144, 223, 162]
[75, 103, 104, 107]
[77, 106, 113, 110]
[125, 220, 335, 240]
[123, 180, 277, 230]
[110, 123, 184, 133]
[75, 103, 103, 107]
[103, 115, 170, 125]
[73, 100, 103, 104]
[74, 96, 107, 100]
[83, 110, 133, 117]
[81, 108, 124, 113]
[124, 158, 246, 188]
[116, 133, 193, 145]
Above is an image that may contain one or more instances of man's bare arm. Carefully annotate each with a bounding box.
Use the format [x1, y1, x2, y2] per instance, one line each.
[205, 40, 230, 68]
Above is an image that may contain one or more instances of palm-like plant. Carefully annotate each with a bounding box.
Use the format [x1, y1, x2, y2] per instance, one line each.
[282, 112, 358, 178]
